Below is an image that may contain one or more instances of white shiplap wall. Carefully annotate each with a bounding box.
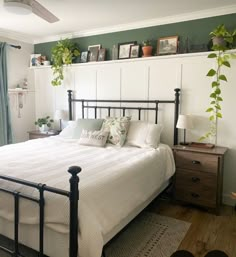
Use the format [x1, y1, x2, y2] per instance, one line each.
[32, 51, 236, 206]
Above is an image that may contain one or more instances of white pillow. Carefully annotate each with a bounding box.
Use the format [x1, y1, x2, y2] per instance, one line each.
[59, 121, 78, 138]
[126, 121, 163, 148]
[78, 130, 109, 147]
[59, 119, 104, 139]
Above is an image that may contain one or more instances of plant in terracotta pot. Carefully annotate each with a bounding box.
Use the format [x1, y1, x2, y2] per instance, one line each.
[142, 40, 153, 57]
[35, 116, 54, 132]
[200, 24, 236, 143]
[51, 38, 80, 86]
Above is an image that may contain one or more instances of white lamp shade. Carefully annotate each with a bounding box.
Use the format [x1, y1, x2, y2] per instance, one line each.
[176, 115, 193, 130]
[54, 110, 67, 120]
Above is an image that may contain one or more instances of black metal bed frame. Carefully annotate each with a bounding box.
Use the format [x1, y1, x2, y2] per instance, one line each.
[68, 88, 181, 145]
[0, 88, 180, 257]
[0, 166, 81, 257]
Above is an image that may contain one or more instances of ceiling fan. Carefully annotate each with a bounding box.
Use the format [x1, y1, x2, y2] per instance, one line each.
[4, 0, 59, 23]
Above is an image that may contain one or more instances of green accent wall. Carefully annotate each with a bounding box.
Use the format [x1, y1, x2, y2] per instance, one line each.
[35, 13, 236, 61]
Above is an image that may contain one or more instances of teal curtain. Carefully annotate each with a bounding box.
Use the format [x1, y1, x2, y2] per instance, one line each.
[0, 42, 12, 146]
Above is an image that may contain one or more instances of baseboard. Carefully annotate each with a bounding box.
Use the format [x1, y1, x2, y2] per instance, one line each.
[222, 193, 235, 206]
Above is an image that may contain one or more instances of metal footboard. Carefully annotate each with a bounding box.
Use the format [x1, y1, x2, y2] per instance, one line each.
[0, 166, 81, 257]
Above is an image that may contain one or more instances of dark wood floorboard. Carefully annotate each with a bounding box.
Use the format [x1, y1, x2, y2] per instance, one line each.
[148, 198, 236, 257]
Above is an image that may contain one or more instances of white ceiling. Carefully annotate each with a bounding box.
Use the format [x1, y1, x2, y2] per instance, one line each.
[0, 0, 236, 44]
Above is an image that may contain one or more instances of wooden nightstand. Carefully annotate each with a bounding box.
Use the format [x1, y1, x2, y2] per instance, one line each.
[28, 130, 59, 140]
[172, 145, 227, 214]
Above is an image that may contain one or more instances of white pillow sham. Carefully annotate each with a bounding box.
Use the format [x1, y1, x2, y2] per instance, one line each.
[78, 130, 109, 147]
[59, 119, 104, 139]
[125, 121, 163, 148]
[59, 121, 77, 138]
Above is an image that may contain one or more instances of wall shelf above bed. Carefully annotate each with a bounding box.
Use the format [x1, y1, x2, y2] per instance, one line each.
[29, 50, 236, 69]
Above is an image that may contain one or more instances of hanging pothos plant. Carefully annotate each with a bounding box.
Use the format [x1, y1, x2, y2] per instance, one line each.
[200, 24, 236, 142]
[51, 39, 80, 86]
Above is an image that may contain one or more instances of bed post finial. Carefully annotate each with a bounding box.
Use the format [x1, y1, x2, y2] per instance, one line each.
[68, 166, 81, 257]
[174, 88, 181, 145]
[68, 90, 73, 120]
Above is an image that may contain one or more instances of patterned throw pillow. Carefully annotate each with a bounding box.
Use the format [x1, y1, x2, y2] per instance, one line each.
[102, 116, 131, 146]
[78, 130, 109, 147]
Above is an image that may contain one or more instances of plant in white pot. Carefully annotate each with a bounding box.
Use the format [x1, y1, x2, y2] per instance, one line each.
[35, 116, 54, 133]
[200, 24, 236, 144]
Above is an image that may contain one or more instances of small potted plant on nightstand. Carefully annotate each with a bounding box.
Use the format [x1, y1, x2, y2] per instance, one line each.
[35, 116, 54, 133]
[142, 40, 153, 57]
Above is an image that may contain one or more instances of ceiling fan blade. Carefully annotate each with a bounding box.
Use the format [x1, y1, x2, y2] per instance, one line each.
[31, 0, 59, 23]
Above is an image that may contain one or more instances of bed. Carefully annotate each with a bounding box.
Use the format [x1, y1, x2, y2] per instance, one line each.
[0, 88, 180, 257]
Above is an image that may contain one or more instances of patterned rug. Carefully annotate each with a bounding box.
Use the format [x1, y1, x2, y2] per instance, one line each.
[0, 212, 190, 257]
[104, 212, 191, 257]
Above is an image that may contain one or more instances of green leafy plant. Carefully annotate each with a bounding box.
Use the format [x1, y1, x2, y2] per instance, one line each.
[200, 25, 236, 142]
[51, 39, 80, 86]
[142, 40, 152, 46]
[35, 116, 54, 128]
[210, 24, 236, 45]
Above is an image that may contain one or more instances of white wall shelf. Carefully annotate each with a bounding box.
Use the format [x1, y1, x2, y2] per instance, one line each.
[8, 89, 35, 94]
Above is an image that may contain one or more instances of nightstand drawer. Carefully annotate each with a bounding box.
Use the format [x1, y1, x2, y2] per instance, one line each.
[175, 188, 216, 208]
[175, 151, 218, 173]
[175, 168, 217, 190]
[175, 169, 217, 207]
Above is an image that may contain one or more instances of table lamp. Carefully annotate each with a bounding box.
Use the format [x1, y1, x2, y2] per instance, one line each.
[54, 110, 67, 131]
[176, 114, 193, 145]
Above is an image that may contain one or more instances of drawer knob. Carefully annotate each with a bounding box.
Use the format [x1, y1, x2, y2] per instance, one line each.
[192, 160, 201, 165]
[192, 177, 200, 183]
[191, 193, 200, 198]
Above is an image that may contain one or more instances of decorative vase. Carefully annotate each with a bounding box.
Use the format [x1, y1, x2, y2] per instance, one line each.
[142, 46, 153, 57]
[39, 124, 49, 133]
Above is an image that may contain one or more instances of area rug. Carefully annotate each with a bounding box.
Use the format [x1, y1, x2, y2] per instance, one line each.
[104, 212, 191, 257]
[0, 212, 190, 257]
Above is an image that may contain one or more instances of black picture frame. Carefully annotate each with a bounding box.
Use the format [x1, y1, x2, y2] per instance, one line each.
[97, 48, 106, 62]
[118, 41, 137, 59]
[130, 45, 140, 58]
[80, 51, 89, 63]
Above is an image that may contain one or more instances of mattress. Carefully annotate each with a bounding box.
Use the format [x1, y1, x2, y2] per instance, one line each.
[0, 136, 175, 257]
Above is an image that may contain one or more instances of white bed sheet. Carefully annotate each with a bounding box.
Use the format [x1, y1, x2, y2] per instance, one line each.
[0, 136, 175, 257]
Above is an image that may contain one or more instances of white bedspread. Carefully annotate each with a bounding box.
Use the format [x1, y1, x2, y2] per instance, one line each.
[0, 137, 175, 257]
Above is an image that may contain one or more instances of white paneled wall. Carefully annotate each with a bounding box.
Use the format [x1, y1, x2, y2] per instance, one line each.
[33, 52, 236, 205]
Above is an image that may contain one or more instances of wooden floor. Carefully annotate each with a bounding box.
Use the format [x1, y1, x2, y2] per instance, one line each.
[148, 199, 236, 257]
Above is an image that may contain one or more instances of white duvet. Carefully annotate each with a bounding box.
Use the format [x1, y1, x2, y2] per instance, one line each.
[0, 136, 175, 257]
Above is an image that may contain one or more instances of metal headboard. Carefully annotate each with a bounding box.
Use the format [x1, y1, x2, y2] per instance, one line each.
[67, 88, 181, 145]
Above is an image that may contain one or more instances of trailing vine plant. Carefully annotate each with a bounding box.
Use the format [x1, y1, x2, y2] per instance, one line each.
[51, 39, 80, 86]
[200, 25, 236, 142]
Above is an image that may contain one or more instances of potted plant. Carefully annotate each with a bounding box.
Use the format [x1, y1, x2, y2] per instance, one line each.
[142, 40, 153, 57]
[200, 24, 236, 143]
[51, 39, 80, 86]
[210, 24, 236, 47]
[35, 116, 54, 132]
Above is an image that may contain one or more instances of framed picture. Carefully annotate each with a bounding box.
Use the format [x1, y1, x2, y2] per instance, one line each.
[30, 54, 41, 67]
[97, 48, 106, 62]
[80, 51, 89, 63]
[130, 45, 140, 58]
[118, 41, 136, 59]
[157, 36, 178, 55]
[88, 44, 101, 62]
